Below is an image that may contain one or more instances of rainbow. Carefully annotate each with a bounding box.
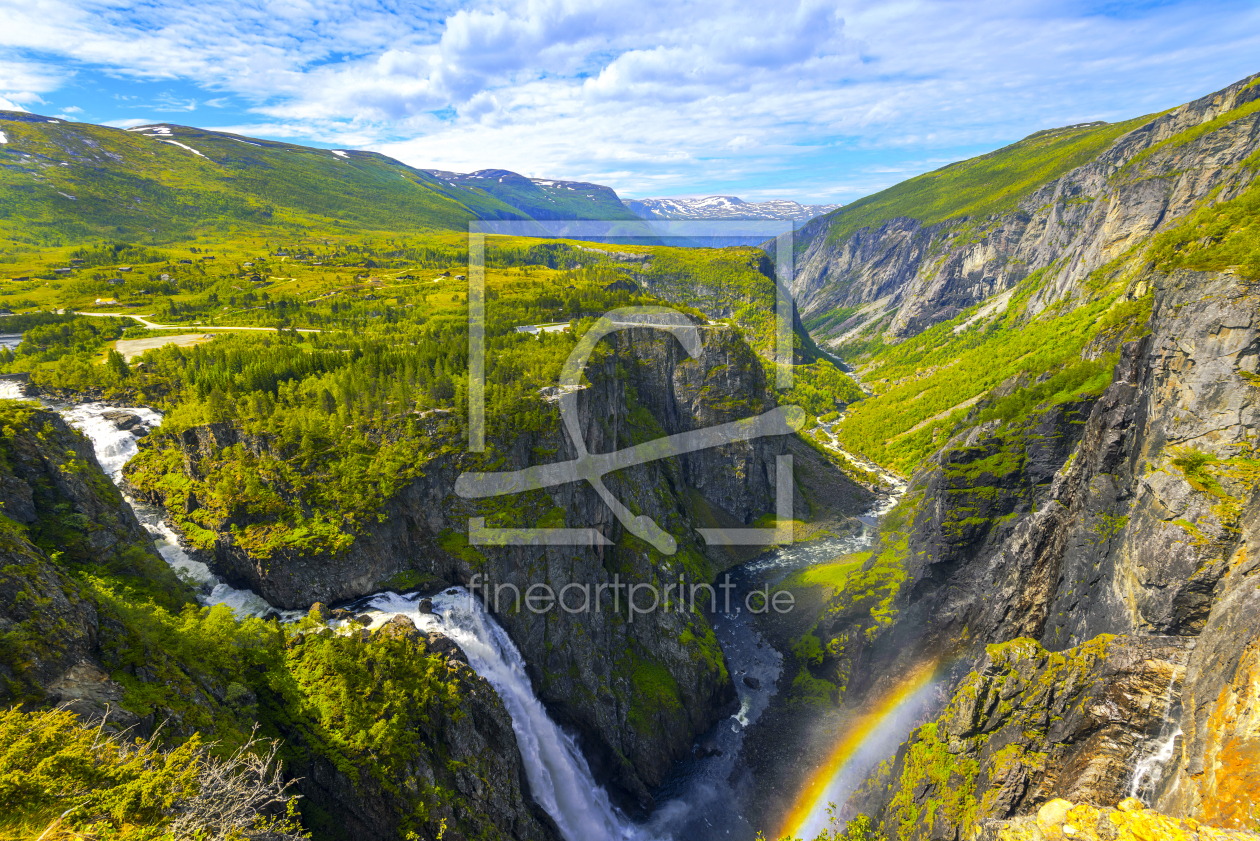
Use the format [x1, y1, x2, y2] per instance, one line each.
[776, 660, 943, 840]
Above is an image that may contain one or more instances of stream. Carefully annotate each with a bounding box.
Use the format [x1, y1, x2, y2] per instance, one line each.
[0, 381, 291, 618]
[1, 378, 906, 841]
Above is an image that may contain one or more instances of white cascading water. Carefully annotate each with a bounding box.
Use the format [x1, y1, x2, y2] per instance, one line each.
[1128, 670, 1183, 802]
[0, 381, 285, 618]
[358, 590, 643, 841]
[3, 380, 649, 837]
[1128, 726, 1182, 801]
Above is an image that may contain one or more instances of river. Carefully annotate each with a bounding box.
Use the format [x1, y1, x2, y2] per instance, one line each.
[0, 379, 904, 841]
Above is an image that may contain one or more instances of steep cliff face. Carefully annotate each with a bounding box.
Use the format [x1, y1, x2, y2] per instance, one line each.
[852, 636, 1192, 841]
[827, 261, 1260, 833]
[0, 402, 189, 723]
[845, 264, 1258, 685]
[127, 323, 863, 807]
[1157, 489, 1260, 829]
[793, 74, 1260, 344]
[0, 401, 567, 841]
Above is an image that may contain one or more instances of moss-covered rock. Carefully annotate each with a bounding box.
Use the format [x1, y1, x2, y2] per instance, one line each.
[975, 798, 1260, 841]
[851, 635, 1193, 841]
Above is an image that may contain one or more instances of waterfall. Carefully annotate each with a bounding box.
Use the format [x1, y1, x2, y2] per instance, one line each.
[358, 590, 643, 841]
[0, 382, 290, 619]
[1127, 671, 1183, 803]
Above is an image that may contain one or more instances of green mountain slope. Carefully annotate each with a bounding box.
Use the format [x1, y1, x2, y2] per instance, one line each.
[792, 72, 1260, 346]
[0, 114, 640, 251]
[0, 112, 535, 247]
[425, 169, 642, 221]
[808, 117, 1156, 250]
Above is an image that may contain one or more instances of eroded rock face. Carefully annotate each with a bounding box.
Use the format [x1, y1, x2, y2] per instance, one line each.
[793, 74, 1260, 344]
[288, 620, 560, 841]
[830, 267, 1259, 834]
[1158, 490, 1260, 829]
[852, 636, 1192, 841]
[976, 798, 1260, 841]
[127, 323, 870, 807]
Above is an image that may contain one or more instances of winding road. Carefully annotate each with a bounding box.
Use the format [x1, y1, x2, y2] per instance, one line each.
[72, 311, 321, 333]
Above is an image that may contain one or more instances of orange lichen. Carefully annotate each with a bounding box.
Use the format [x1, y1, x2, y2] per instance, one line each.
[987, 800, 1259, 841]
[1191, 642, 1260, 829]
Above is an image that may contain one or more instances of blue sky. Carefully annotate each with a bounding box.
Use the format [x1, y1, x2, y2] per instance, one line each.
[1, 0, 1258, 203]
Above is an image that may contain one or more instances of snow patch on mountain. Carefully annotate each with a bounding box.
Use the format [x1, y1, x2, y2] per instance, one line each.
[624, 195, 840, 222]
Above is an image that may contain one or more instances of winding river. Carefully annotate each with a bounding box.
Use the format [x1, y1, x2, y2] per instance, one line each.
[1, 378, 904, 841]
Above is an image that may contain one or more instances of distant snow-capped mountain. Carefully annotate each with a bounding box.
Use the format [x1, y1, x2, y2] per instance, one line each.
[623, 195, 841, 222]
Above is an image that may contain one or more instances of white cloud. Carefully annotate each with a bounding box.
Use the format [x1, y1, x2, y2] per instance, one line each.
[0, 0, 1257, 200]
[153, 93, 197, 112]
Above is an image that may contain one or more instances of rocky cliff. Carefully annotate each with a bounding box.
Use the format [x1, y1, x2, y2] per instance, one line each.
[759, 68, 1260, 838]
[793, 74, 1260, 344]
[126, 321, 870, 810]
[1157, 488, 1260, 829]
[0, 402, 190, 721]
[822, 259, 1260, 836]
[0, 400, 565, 841]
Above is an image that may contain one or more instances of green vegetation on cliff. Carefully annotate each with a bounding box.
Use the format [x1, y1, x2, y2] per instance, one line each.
[814, 116, 1155, 249]
[0, 707, 305, 841]
[830, 263, 1151, 475]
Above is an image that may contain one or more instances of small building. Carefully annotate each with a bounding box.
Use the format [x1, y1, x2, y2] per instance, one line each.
[9, 277, 28, 282]
[177, 259, 192, 265]
[70, 259, 84, 265]
[54, 268, 73, 275]
[94, 298, 119, 305]
[160, 274, 172, 282]
[242, 262, 254, 268]
[118, 266, 132, 272]
[106, 278, 124, 286]
[201, 255, 216, 260]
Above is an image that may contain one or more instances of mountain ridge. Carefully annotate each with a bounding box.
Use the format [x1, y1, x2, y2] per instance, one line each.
[624, 195, 840, 222]
[791, 71, 1260, 346]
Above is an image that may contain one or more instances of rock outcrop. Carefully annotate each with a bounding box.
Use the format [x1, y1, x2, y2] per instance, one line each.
[284, 614, 560, 841]
[127, 322, 870, 808]
[829, 267, 1258, 831]
[1157, 489, 1260, 829]
[793, 73, 1260, 344]
[976, 798, 1260, 841]
[852, 636, 1193, 840]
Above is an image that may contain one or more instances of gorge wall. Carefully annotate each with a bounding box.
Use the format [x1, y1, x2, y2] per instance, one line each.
[788, 73, 1260, 839]
[792, 73, 1260, 345]
[126, 321, 872, 811]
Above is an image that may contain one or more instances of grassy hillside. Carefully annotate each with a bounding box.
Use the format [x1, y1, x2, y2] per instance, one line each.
[0, 113, 538, 253]
[427, 169, 641, 221]
[807, 116, 1156, 250]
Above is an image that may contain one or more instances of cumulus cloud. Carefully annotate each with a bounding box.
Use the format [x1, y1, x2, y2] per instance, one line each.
[0, 0, 1258, 200]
